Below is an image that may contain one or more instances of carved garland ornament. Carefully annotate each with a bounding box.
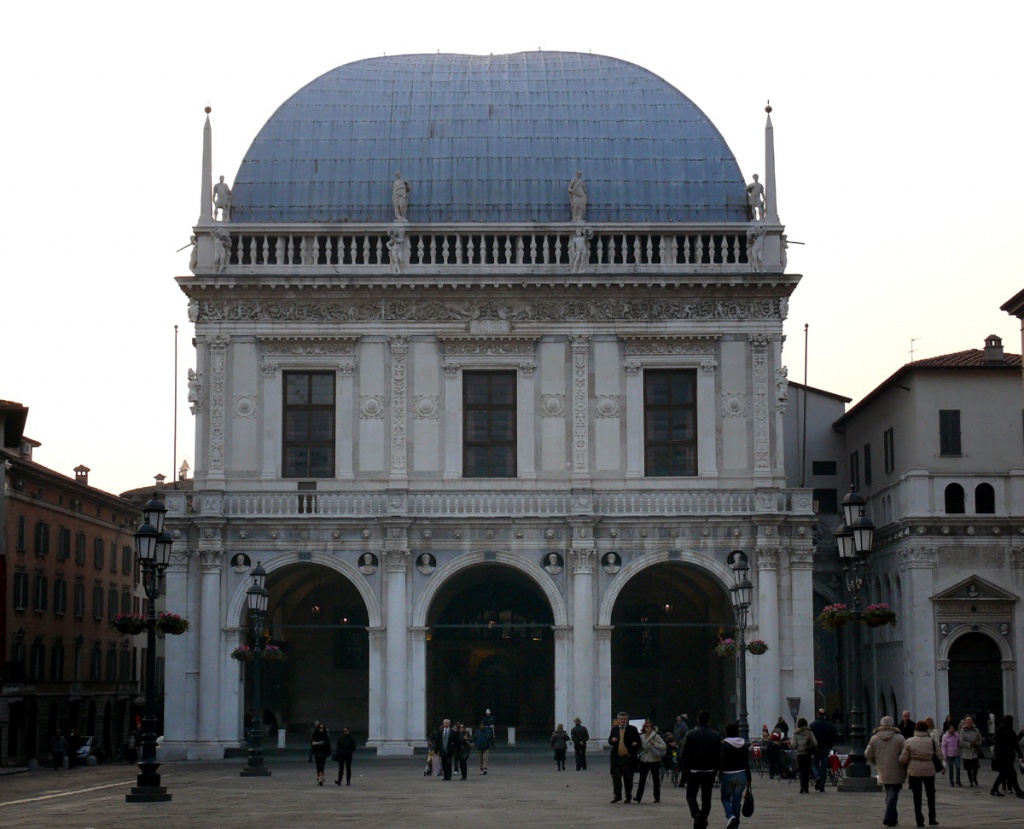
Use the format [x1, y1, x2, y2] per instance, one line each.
[208, 337, 229, 474]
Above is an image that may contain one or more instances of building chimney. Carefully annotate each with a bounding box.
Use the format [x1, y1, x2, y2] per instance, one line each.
[155, 473, 167, 491]
[984, 334, 1004, 365]
[74, 465, 90, 485]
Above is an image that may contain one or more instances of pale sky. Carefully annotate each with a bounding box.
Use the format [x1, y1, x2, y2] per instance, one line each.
[2, 1, 1020, 496]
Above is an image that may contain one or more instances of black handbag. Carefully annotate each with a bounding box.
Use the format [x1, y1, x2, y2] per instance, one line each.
[742, 785, 754, 817]
[931, 743, 944, 773]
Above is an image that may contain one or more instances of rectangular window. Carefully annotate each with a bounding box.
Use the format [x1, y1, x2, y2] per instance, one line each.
[94, 538, 105, 570]
[57, 527, 71, 560]
[16, 515, 26, 551]
[30, 643, 45, 681]
[13, 571, 29, 610]
[73, 582, 86, 617]
[51, 644, 65, 682]
[282, 371, 336, 478]
[108, 587, 119, 622]
[813, 488, 838, 516]
[463, 371, 517, 478]
[54, 577, 68, 615]
[122, 545, 133, 576]
[110, 544, 118, 573]
[34, 574, 48, 611]
[811, 460, 837, 476]
[644, 369, 698, 477]
[863, 443, 872, 486]
[849, 450, 860, 490]
[90, 647, 102, 682]
[106, 647, 118, 682]
[75, 531, 87, 565]
[34, 521, 50, 554]
[939, 410, 961, 455]
[883, 427, 895, 474]
[93, 584, 104, 620]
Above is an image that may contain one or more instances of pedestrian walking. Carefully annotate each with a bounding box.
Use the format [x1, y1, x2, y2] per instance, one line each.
[810, 708, 837, 791]
[474, 720, 494, 774]
[607, 711, 641, 803]
[333, 726, 356, 786]
[570, 717, 589, 770]
[940, 723, 961, 786]
[958, 716, 983, 786]
[899, 720, 939, 827]
[990, 714, 1024, 798]
[551, 723, 570, 771]
[634, 719, 666, 803]
[720, 722, 751, 829]
[50, 729, 68, 770]
[455, 723, 471, 780]
[310, 722, 331, 785]
[865, 715, 907, 828]
[791, 717, 818, 793]
[429, 719, 457, 780]
[680, 709, 721, 829]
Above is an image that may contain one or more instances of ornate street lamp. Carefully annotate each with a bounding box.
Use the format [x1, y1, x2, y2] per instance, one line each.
[241, 562, 271, 776]
[836, 486, 877, 791]
[728, 550, 753, 742]
[126, 494, 173, 803]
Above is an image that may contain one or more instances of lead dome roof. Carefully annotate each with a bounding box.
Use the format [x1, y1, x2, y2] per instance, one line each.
[231, 51, 747, 224]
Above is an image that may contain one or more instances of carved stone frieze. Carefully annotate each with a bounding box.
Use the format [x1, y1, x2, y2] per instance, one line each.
[197, 297, 781, 324]
[442, 338, 536, 356]
[624, 338, 715, 356]
[750, 337, 770, 470]
[571, 337, 590, 478]
[261, 339, 355, 355]
[208, 337, 229, 474]
[390, 337, 408, 476]
[898, 546, 937, 571]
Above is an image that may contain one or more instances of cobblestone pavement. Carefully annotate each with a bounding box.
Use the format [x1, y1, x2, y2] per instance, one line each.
[1, 751, 1022, 829]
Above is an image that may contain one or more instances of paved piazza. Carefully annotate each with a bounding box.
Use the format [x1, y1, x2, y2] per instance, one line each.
[1, 749, 1021, 829]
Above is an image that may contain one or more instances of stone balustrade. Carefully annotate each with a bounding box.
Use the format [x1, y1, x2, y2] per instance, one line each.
[195, 222, 774, 275]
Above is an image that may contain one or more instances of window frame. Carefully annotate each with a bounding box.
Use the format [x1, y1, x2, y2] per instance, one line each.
[34, 521, 50, 555]
[282, 370, 336, 479]
[883, 427, 895, 474]
[462, 369, 518, 479]
[643, 368, 698, 478]
[939, 409, 962, 456]
[13, 570, 29, 610]
[54, 577, 68, 616]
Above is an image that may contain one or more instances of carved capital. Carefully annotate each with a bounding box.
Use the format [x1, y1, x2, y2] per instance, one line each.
[200, 549, 223, 571]
[936, 660, 949, 672]
[570, 335, 591, 354]
[384, 549, 410, 573]
[443, 362, 461, 378]
[624, 362, 642, 376]
[1011, 548, 1024, 569]
[789, 548, 814, 570]
[519, 362, 536, 376]
[570, 548, 596, 575]
[260, 362, 279, 376]
[756, 547, 779, 571]
[1002, 661, 1016, 672]
[700, 360, 717, 374]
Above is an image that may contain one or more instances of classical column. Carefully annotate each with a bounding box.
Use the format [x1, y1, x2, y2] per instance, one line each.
[381, 548, 412, 754]
[206, 336, 230, 483]
[518, 362, 536, 479]
[570, 548, 596, 729]
[595, 625, 614, 726]
[197, 548, 223, 756]
[442, 363, 461, 480]
[336, 363, 356, 479]
[389, 337, 409, 487]
[698, 359, 718, 476]
[570, 336, 591, 487]
[754, 547, 781, 729]
[624, 363, 643, 479]
[259, 363, 279, 480]
[554, 626, 572, 729]
[366, 627, 385, 748]
[160, 546, 193, 759]
[898, 547, 937, 718]
[788, 544, 815, 718]
[408, 626, 429, 747]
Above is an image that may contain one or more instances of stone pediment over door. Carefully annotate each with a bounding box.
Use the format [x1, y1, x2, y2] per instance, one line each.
[933, 574, 1017, 631]
[932, 575, 1018, 604]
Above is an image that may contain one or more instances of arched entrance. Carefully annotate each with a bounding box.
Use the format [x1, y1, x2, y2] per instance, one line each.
[611, 562, 735, 729]
[255, 564, 371, 737]
[948, 632, 1002, 721]
[426, 564, 554, 736]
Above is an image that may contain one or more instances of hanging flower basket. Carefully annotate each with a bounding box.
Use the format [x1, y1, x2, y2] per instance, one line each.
[156, 612, 190, 635]
[862, 603, 898, 628]
[747, 639, 769, 655]
[714, 637, 738, 657]
[262, 645, 287, 662]
[817, 603, 854, 631]
[231, 646, 254, 662]
[112, 613, 146, 635]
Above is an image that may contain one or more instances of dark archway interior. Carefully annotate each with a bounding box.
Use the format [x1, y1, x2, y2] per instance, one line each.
[426, 564, 554, 737]
[252, 565, 370, 737]
[611, 562, 735, 731]
[948, 631, 1003, 722]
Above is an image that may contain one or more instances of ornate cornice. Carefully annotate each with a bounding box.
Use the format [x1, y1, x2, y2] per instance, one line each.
[261, 338, 356, 355]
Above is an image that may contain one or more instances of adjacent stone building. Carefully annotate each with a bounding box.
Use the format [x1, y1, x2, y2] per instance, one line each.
[168, 52, 816, 758]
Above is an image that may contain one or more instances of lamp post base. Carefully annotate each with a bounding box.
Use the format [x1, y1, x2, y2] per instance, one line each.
[240, 765, 272, 777]
[126, 785, 172, 803]
[837, 776, 882, 792]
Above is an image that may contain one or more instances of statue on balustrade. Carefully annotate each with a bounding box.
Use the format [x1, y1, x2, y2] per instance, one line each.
[568, 170, 588, 222]
[392, 171, 410, 221]
[387, 229, 410, 274]
[569, 227, 592, 273]
[213, 175, 232, 221]
[746, 174, 765, 221]
[747, 225, 765, 273]
[212, 227, 232, 273]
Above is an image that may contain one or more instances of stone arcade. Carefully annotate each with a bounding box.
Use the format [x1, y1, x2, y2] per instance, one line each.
[165, 52, 815, 758]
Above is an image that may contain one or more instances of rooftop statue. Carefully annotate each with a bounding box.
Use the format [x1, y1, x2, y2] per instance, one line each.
[746, 174, 764, 222]
[213, 175, 232, 222]
[569, 227, 592, 273]
[212, 227, 232, 273]
[568, 171, 587, 222]
[747, 225, 765, 273]
[387, 229, 410, 274]
[392, 171, 410, 221]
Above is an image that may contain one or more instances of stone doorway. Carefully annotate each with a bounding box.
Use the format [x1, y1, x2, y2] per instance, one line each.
[948, 631, 1003, 722]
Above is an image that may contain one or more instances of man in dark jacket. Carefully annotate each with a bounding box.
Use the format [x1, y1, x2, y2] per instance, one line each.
[333, 726, 357, 786]
[898, 710, 916, 740]
[607, 711, 641, 803]
[428, 718, 457, 781]
[570, 717, 590, 770]
[680, 710, 721, 829]
[810, 708, 837, 791]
